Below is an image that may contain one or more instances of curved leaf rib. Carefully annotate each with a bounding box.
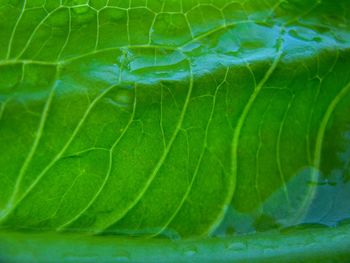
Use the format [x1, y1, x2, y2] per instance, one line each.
[153, 67, 230, 237]
[15, 7, 61, 60]
[2, 69, 60, 216]
[302, 79, 350, 215]
[93, 60, 195, 233]
[56, 84, 138, 231]
[0, 81, 124, 222]
[276, 91, 295, 207]
[6, 0, 27, 59]
[57, 7, 72, 60]
[230, 26, 286, 207]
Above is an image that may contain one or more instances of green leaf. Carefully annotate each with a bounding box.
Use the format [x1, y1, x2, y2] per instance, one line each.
[0, 0, 349, 258]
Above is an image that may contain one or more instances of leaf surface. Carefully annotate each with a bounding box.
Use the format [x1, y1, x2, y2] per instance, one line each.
[0, 0, 349, 240]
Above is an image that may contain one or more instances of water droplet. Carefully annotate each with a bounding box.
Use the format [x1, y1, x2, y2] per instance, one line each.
[182, 245, 198, 256]
[107, 88, 133, 108]
[115, 250, 130, 261]
[226, 241, 246, 250]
